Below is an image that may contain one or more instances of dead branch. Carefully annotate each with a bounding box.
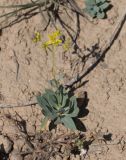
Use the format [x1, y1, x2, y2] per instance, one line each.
[66, 11, 126, 87]
[0, 101, 38, 108]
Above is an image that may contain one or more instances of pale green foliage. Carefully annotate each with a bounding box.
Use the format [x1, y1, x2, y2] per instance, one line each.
[37, 79, 79, 130]
[84, 0, 110, 19]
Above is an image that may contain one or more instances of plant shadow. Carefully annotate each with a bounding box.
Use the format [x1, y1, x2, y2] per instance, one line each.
[73, 91, 89, 132]
[0, 144, 9, 160]
[77, 91, 89, 118]
[104, 3, 113, 19]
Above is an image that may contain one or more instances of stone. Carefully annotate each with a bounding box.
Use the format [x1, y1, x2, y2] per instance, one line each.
[9, 150, 23, 160]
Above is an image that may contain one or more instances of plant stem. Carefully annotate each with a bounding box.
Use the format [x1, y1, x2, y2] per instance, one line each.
[52, 46, 56, 79]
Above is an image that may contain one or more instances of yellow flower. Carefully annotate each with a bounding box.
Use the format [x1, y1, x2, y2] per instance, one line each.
[42, 29, 62, 48]
[63, 38, 71, 51]
[42, 41, 52, 48]
[52, 39, 62, 46]
[33, 31, 41, 43]
[48, 30, 61, 41]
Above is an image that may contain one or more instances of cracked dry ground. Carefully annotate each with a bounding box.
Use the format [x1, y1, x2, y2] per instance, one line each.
[0, 0, 126, 160]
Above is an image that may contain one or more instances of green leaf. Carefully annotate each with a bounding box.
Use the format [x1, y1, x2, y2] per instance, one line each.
[95, 0, 101, 4]
[37, 95, 48, 108]
[85, 8, 96, 18]
[62, 95, 68, 108]
[96, 0, 106, 4]
[57, 86, 68, 108]
[56, 85, 64, 105]
[58, 91, 62, 105]
[93, 6, 100, 12]
[45, 89, 55, 95]
[101, 0, 106, 3]
[58, 106, 69, 115]
[67, 96, 79, 117]
[100, 2, 109, 11]
[61, 116, 77, 130]
[97, 12, 105, 19]
[85, 0, 96, 5]
[54, 117, 61, 125]
[41, 117, 49, 129]
[48, 94, 58, 109]
[44, 90, 58, 109]
[45, 89, 57, 106]
[86, 5, 94, 10]
[37, 95, 57, 120]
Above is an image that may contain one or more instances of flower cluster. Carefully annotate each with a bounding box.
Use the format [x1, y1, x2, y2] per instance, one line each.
[32, 32, 41, 43]
[32, 29, 72, 51]
[42, 30, 62, 48]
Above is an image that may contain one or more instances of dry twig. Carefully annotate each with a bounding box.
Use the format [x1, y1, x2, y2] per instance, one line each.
[0, 102, 38, 108]
[66, 11, 126, 87]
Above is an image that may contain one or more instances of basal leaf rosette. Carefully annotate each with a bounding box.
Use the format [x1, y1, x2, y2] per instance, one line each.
[37, 84, 79, 130]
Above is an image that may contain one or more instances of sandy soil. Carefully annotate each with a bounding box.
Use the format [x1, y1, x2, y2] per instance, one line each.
[0, 0, 126, 159]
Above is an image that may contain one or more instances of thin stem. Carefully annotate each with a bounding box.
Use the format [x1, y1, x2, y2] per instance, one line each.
[0, 0, 44, 8]
[52, 46, 56, 79]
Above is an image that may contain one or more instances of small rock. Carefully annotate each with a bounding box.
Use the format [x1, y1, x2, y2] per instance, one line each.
[48, 146, 53, 152]
[70, 154, 81, 160]
[2, 122, 19, 136]
[0, 135, 13, 154]
[22, 142, 33, 153]
[61, 145, 65, 153]
[24, 155, 32, 160]
[80, 148, 87, 156]
[54, 146, 60, 152]
[9, 150, 23, 160]
[0, 119, 4, 131]
[14, 139, 25, 151]
[63, 156, 69, 160]
[49, 157, 55, 160]
[55, 155, 62, 160]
